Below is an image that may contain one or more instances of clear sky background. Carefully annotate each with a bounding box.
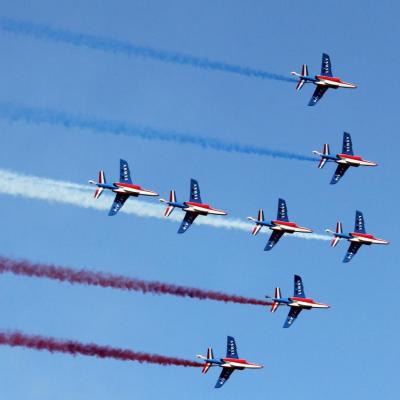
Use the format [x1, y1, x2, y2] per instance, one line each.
[0, 1, 398, 399]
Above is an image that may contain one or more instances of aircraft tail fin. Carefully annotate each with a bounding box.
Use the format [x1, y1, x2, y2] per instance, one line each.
[327, 222, 342, 247]
[247, 209, 264, 236]
[89, 170, 106, 199]
[159, 190, 176, 217]
[318, 144, 330, 168]
[271, 287, 281, 313]
[293, 64, 308, 91]
[198, 347, 213, 374]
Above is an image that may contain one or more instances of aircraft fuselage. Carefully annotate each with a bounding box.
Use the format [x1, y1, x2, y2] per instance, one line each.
[273, 297, 329, 310]
[220, 358, 263, 369]
[111, 182, 158, 197]
[270, 220, 313, 234]
[336, 154, 377, 167]
[349, 232, 389, 245]
[202, 357, 263, 370]
[182, 201, 227, 216]
[288, 297, 330, 309]
[314, 75, 357, 89]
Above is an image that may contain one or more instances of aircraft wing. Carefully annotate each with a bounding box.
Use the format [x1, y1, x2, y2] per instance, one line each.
[283, 307, 302, 328]
[294, 275, 306, 298]
[321, 53, 333, 76]
[226, 336, 239, 359]
[190, 179, 202, 203]
[342, 132, 354, 155]
[330, 164, 350, 184]
[120, 159, 133, 183]
[308, 86, 328, 106]
[354, 210, 366, 233]
[177, 212, 198, 234]
[277, 198, 289, 221]
[108, 193, 129, 216]
[215, 368, 234, 389]
[343, 242, 362, 263]
[264, 230, 285, 251]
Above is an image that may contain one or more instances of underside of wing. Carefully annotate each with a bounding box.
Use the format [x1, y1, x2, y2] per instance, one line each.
[190, 179, 202, 203]
[354, 210, 366, 233]
[342, 132, 354, 155]
[283, 307, 302, 328]
[294, 275, 306, 298]
[264, 230, 285, 251]
[330, 164, 350, 184]
[108, 193, 129, 216]
[343, 242, 362, 263]
[215, 368, 234, 389]
[120, 159, 132, 183]
[308, 86, 328, 106]
[321, 53, 333, 76]
[277, 198, 289, 221]
[226, 336, 239, 359]
[177, 212, 198, 234]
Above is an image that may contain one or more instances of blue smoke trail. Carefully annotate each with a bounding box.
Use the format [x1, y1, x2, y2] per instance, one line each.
[0, 103, 315, 161]
[0, 17, 295, 83]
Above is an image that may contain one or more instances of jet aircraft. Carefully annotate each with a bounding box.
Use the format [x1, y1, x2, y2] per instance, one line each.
[89, 159, 158, 216]
[291, 53, 357, 106]
[247, 199, 313, 250]
[160, 179, 227, 233]
[313, 132, 377, 184]
[326, 211, 389, 263]
[266, 275, 329, 328]
[196, 336, 263, 388]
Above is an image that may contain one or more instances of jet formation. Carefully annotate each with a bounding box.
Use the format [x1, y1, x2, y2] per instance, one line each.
[83, 53, 388, 389]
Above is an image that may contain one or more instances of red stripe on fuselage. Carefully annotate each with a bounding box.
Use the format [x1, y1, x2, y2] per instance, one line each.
[185, 201, 211, 209]
[114, 182, 141, 190]
[223, 358, 252, 364]
[316, 75, 341, 82]
[272, 220, 297, 228]
[350, 232, 374, 239]
[290, 297, 317, 304]
[338, 154, 362, 160]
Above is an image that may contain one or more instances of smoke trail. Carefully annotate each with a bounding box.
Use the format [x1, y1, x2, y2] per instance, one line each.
[0, 256, 271, 306]
[0, 330, 202, 367]
[0, 102, 315, 162]
[0, 168, 331, 241]
[0, 17, 295, 83]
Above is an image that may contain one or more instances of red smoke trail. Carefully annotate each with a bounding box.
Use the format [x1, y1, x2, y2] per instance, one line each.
[0, 330, 202, 367]
[0, 257, 271, 306]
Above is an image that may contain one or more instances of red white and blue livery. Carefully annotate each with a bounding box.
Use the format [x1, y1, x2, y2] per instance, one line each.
[160, 179, 227, 233]
[313, 132, 377, 184]
[89, 159, 158, 216]
[266, 275, 330, 328]
[326, 211, 389, 263]
[247, 198, 313, 251]
[291, 53, 357, 106]
[196, 336, 263, 389]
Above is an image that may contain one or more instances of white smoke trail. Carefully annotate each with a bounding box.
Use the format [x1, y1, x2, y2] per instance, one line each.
[0, 168, 330, 241]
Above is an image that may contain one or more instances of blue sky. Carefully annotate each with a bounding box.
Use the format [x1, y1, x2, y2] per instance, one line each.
[0, 1, 397, 398]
